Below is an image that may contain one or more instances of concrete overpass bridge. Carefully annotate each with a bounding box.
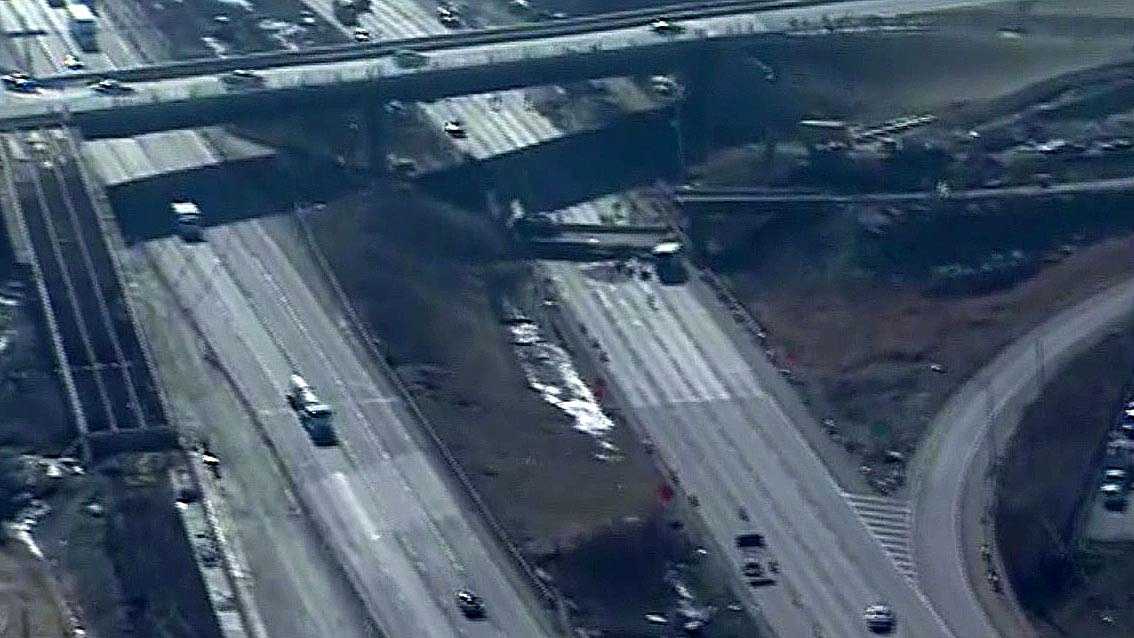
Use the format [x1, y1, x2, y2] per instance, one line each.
[0, 0, 997, 138]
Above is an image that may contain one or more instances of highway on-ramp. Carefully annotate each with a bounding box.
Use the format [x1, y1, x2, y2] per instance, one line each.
[912, 276, 1134, 638]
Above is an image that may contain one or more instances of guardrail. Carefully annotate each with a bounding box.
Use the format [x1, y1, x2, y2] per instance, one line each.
[37, 0, 857, 86]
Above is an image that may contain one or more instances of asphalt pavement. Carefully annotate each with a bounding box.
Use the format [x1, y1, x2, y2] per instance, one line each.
[912, 276, 1134, 638]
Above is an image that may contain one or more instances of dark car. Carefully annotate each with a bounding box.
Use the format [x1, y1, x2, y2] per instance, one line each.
[3, 72, 39, 93]
[455, 589, 486, 619]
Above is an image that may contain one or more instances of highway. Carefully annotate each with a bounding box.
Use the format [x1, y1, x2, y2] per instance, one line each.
[144, 220, 552, 638]
[19, 3, 554, 633]
[301, 0, 1004, 634]
[676, 176, 1134, 209]
[0, 0, 139, 75]
[541, 261, 950, 636]
[0, 0, 1006, 135]
[912, 276, 1134, 638]
[14, 10, 433, 635]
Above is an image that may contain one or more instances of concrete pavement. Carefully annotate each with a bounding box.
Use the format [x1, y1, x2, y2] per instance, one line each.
[142, 223, 553, 637]
[912, 276, 1134, 638]
[545, 262, 951, 636]
[0, 0, 1010, 134]
[124, 241, 376, 638]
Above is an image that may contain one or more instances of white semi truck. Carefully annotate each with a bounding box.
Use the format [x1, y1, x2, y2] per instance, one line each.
[286, 373, 336, 445]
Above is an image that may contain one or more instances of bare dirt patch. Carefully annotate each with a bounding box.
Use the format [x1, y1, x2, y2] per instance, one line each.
[719, 207, 1134, 471]
[0, 280, 219, 638]
[0, 542, 69, 638]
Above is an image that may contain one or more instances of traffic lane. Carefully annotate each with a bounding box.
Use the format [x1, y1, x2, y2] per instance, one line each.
[634, 275, 949, 636]
[127, 244, 374, 638]
[227, 220, 549, 637]
[913, 277, 1134, 638]
[550, 266, 846, 635]
[571, 273, 879, 636]
[147, 237, 462, 638]
[173, 236, 468, 637]
[208, 221, 543, 636]
[551, 263, 948, 636]
[229, 216, 554, 633]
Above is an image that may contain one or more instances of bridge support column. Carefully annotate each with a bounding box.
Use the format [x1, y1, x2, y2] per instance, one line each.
[675, 48, 724, 169]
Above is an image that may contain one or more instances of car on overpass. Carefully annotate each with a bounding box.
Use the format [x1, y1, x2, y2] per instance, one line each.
[650, 19, 686, 35]
[2, 72, 39, 93]
[90, 78, 135, 95]
[220, 69, 266, 88]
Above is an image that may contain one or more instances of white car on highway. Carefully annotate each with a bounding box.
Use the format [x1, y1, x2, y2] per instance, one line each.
[864, 603, 896, 634]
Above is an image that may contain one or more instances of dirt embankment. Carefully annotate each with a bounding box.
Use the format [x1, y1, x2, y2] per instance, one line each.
[718, 204, 1134, 466]
[0, 285, 219, 638]
[306, 184, 757, 635]
[996, 332, 1134, 637]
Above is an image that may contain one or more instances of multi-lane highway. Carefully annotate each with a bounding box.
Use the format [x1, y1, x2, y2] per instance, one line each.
[0, 0, 1044, 635]
[144, 218, 553, 638]
[300, 0, 1010, 634]
[0, 0, 1006, 134]
[3, 3, 553, 634]
[912, 276, 1134, 638]
[0, 0, 139, 75]
[542, 260, 951, 636]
